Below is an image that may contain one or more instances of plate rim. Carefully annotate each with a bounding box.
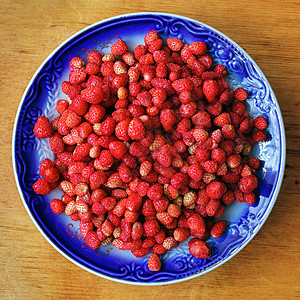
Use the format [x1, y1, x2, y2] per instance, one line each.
[12, 12, 286, 285]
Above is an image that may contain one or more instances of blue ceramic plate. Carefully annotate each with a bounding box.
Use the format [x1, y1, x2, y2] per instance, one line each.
[13, 12, 285, 285]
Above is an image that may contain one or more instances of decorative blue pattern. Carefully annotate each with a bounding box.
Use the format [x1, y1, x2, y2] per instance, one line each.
[13, 13, 285, 285]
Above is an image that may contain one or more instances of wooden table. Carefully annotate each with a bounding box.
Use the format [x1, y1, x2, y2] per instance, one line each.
[1, 0, 299, 298]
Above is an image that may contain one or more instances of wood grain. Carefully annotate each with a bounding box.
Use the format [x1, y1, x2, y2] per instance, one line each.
[1, 0, 299, 298]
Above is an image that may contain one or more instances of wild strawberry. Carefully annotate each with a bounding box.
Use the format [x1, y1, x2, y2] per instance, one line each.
[172, 78, 193, 93]
[165, 204, 180, 219]
[136, 181, 149, 197]
[151, 77, 173, 94]
[186, 163, 203, 182]
[138, 161, 151, 177]
[206, 199, 221, 216]
[65, 110, 81, 128]
[87, 51, 102, 65]
[143, 219, 160, 237]
[211, 220, 227, 238]
[248, 157, 261, 169]
[176, 118, 191, 133]
[85, 231, 100, 249]
[254, 116, 268, 130]
[173, 227, 190, 242]
[111, 39, 128, 56]
[98, 117, 116, 136]
[203, 79, 219, 103]
[149, 134, 166, 151]
[75, 200, 89, 214]
[190, 60, 206, 77]
[96, 150, 113, 170]
[92, 201, 106, 215]
[165, 184, 178, 199]
[81, 86, 104, 104]
[69, 57, 85, 72]
[85, 62, 100, 75]
[195, 190, 208, 206]
[205, 181, 227, 199]
[183, 191, 197, 207]
[146, 183, 163, 201]
[125, 193, 142, 212]
[251, 130, 267, 143]
[131, 247, 151, 258]
[129, 221, 143, 240]
[139, 53, 155, 65]
[113, 61, 127, 74]
[201, 160, 218, 173]
[112, 73, 129, 88]
[43, 167, 60, 183]
[157, 147, 172, 168]
[156, 212, 173, 226]
[233, 87, 248, 101]
[191, 111, 211, 128]
[85, 105, 105, 124]
[89, 170, 107, 190]
[115, 119, 131, 141]
[69, 69, 86, 85]
[188, 238, 211, 258]
[49, 199, 64, 214]
[142, 199, 156, 217]
[106, 173, 125, 189]
[129, 141, 149, 157]
[244, 192, 256, 205]
[79, 221, 94, 239]
[170, 172, 189, 189]
[156, 62, 168, 78]
[60, 180, 75, 196]
[222, 124, 236, 140]
[163, 237, 178, 250]
[48, 135, 64, 154]
[147, 38, 162, 53]
[166, 37, 183, 52]
[187, 213, 206, 234]
[108, 141, 127, 159]
[213, 113, 231, 128]
[73, 143, 92, 158]
[227, 154, 241, 169]
[128, 117, 146, 140]
[160, 109, 176, 131]
[56, 99, 69, 114]
[33, 116, 53, 139]
[121, 52, 135, 66]
[239, 175, 258, 193]
[188, 41, 207, 55]
[144, 30, 159, 46]
[64, 200, 77, 216]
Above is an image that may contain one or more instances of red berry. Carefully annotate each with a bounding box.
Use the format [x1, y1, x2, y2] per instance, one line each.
[33, 177, 52, 195]
[33, 116, 53, 139]
[210, 220, 227, 238]
[111, 39, 128, 56]
[109, 141, 128, 159]
[188, 238, 211, 258]
[166, 37, 183, 52]
[85, 231, 100, 249]
[233, 87, 248, 101]
[206, 181, 227, 199]
[50, 198, 65, 214]
[188, 41, 207, 55]
[254, 116, 268, 130]
[203, 79, 219, 103]
[239, 175, 258, 193]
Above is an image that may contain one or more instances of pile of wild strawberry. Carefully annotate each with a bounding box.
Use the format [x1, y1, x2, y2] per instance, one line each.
[32, 30, 268, 272]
